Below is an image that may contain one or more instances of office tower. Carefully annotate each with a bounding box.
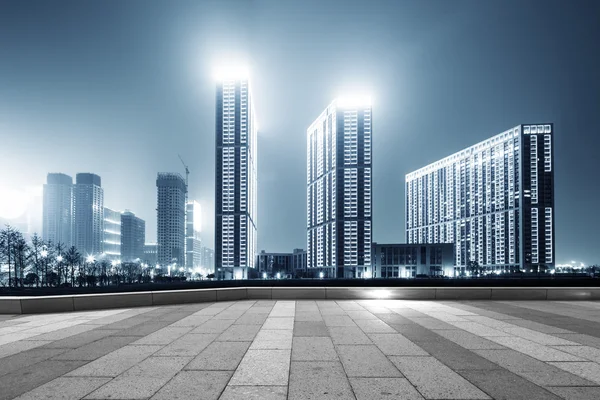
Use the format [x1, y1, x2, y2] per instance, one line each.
[144, 242, 157, 266]
[73, 173, 104, 255]
[121, 210, 145, 262]
[103, 207, 121, 261]
[306, 97, 373, 278]
[201, 246, 214, 272]
[214, 75, 257, 279]
[406, 124, 555, 272]
[186, 201, 202, 269]
[42, 173, 73, 246]
[156, 173, 186, 268]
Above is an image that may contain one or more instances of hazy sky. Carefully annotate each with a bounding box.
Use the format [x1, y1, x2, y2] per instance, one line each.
[0, 0, 599, 264]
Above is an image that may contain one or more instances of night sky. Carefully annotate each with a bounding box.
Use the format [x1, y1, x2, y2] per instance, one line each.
[0, 0, 599, 264]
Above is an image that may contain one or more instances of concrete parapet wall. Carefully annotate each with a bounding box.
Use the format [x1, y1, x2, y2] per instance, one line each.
[1, 287, 599, 314]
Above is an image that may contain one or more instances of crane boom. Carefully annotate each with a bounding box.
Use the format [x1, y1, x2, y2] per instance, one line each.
[178, 154, 189, 191]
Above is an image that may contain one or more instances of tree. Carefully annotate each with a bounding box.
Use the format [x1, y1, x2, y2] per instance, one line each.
[0, 225, 16, 287]
[64, 246, 81, 287]
[24, 272, 39, 287]
[29, 234, 45, 287]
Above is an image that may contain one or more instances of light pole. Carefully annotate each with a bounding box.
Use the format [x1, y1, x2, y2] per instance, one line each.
[40, 249, 48, 287]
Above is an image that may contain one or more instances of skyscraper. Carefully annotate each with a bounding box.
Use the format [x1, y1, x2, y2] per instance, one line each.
[156, 172, 186, 269]
[186, 201, 202, 269]
[121, 210, 145, 262]
[405, 124, 555, 272]
[215, 75, 257, 279]
[73, 173, 104, 255]
[102, 207, 121, 261]
[307, 97, 373, 278]
[42, 173, 73, 246]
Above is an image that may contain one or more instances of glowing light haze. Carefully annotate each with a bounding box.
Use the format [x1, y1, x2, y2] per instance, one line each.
[0, 0, 599, 264]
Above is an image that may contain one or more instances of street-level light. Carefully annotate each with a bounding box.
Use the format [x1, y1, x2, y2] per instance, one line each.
[86, 255, 95, 263]
[276, 272, 281, 279]
[41, 250, 48, 258]
[262, 272, 267, 279]
[319, 272, 324, 279]
[56, 255, 63, 262]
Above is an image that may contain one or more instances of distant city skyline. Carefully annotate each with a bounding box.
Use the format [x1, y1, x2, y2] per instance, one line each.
[0, 1, 599, 264]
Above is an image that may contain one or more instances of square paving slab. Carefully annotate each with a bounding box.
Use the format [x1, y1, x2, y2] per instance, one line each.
[2, 299, 600, 399]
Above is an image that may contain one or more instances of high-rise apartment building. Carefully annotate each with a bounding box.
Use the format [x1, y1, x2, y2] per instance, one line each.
[102, 207, 121, 261]
[156, 173, 186, 268]
[215, 75, 257, 278]
[186, 201, 202, 269]
[200, 246, 214, 272]
[121, 210, 145, 262]
[144, 242, 157, 266]
[406, 124, 555, 272]
[73, 173, 104, 255]
[42, 173, 73, 246]
[307, 98, 373, 278]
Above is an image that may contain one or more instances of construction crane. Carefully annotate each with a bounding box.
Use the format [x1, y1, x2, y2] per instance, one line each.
[178, 154, 189, 193]
[178, 154, 190, 270]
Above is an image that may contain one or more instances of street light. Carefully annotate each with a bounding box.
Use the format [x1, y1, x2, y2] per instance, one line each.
[86, 255, 95, 263]
[276, 272, 281, 279]
[319, 271, 324, 279]
[40, 250, 48, 258]
[262, 272, 267, 279]
[56, 255, 63, 263]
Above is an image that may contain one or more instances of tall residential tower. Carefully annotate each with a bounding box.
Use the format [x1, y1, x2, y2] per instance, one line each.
[121, 211, 145, 262]
[405, 124, 555, 272]
[73, 173, 104, 256]
[215, 75, 257, 279]
[307, 97, 373, 278]
[42, 173, 73, 246]
[156, 173, 186, 269]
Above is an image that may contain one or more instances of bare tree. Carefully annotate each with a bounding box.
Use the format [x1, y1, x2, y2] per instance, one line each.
[0, 225, 16, 287]
[64, 246, 81, 287]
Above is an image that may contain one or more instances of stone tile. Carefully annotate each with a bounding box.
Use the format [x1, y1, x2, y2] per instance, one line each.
[459, 369, 561, 400]
[151, 370, 232, 400]
[346, 310, 378, 320]
[155, 333, 218, 356]
[293, 321, 329, 337]
[554, 333, 600, 348]
[502, 326, 579, 345]
[169, 315, 211, 327]
[350, 377, 425, 400]
[417, 340, 500, 371]
[293, 312, 323, 322]
[186, 341, 250, 370]
[292, 337, 338, 361]
[549, 362, 600, 384]
[250, 329, 293, 350]
[191, 318, 235, 334]
[546, 386, 600, 400]
[85, 356, 190, 399]
[234, 313, 269, 325]
[487, 336, 585, 362]
[0, 340, 53, 359]
[508, 319, 573, 334]
[354, 318, 396, 333]
[329, 326, 371, 345]
[368, 333, 428, 356]
[219, 385, 287, 400]
[213, 310, 246, 320]
[229, 349, 290, 386]
[289, 361, 354, 399]
[0, 348, 67, 377]
[52, 335, 137, 360]
[14, 377, 111, 400]
[217, 324, 261, 342]
[133, 326, 193, 345]
[0, 360, 86, 400]
[113, 321, 172, 337]
[409, 317, 458, 330]
[323, 315, 356, 327]
[337, 345, 402, 377]
[390, 356, 491, 399]
[449, 321, 511, 337]
[262, 317, 294, 330]
[434, 329, 507, 350]
[67, 345, 162, 377]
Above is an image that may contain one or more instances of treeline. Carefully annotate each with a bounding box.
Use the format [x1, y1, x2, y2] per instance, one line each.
[0, 225, 206, 289]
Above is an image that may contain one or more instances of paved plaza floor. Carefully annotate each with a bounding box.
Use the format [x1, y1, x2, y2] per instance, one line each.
[2, 300, 600, 399]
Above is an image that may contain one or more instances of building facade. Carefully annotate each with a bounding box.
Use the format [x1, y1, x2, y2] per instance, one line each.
[144, 242, 157, 266]
[42, 173, 73, 246]
[121, 210, 145, 262]
[256, 251, 293, 276]
[73, 173, 104, 256]
[292, 248, 308, 277]
[102, 207, 121, 261]
[156, 173, 186, 269]
[186, 201, 202, 269]
[215, 77, 257, 278]
[200, 246, 214, 273]
[406, 124, 554, 272]
[307, 98, 373, 278]
[371, 243, 455, 278]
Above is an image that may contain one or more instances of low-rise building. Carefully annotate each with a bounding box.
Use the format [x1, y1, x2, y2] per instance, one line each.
[371, 243, 455, 278]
